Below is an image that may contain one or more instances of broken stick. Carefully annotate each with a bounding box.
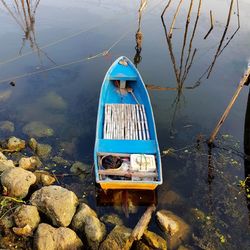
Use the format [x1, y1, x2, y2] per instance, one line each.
[124, 204, 156, 250]
[208, 67, 250, 144]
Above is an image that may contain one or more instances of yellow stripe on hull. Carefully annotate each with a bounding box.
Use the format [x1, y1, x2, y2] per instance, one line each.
[99, 182, 158, 190]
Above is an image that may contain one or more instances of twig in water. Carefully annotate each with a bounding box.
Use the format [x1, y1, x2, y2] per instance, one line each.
[204, 10, 214, 40]
[169, 0, 184, 38]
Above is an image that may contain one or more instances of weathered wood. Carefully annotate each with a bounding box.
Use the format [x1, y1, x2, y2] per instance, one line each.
[124, 204, 156, 250]
[209, 67, 250, 144]
[169, 0, 184, 38]
[98, 169, 157, 178]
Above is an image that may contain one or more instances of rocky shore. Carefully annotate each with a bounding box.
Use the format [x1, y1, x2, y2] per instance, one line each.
[0, 134, 192, 250]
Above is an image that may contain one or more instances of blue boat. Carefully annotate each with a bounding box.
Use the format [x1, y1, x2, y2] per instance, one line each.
[94, 56, 162, 190]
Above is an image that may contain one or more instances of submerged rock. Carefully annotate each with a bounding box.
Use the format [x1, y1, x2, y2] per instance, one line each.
[0, 90, 12, 102]
[156, 210, 191, 250]
[34, 223, 83, 250]
[70, 161, 91, 179]
[39, 91, 67, 110]
[36, 143, 52, 159]
[134, 241, 151, 250]
[19, 156, 42, 171]
[34, 170, 56, 186]
[142, 230, 167, 250]
[7, 137, 25, 151]
[1, 168, 36, 198]
[13, 205, 40, 236]
[30, 185, 78, 227]
[22, 121, 54, 138]
[99, 225, 132, 250]
[52, 156, 70, 166]
[0, 121, 15, 133]
[0, 152, 7, 160]
[159, 190, 184, 207]
[0, 159, 15, 172]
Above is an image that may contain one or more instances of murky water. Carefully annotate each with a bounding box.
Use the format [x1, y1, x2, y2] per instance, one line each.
[0, 0, 250, 249]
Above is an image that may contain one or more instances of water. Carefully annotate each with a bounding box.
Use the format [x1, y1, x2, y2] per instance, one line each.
[0, 0, 250, 249]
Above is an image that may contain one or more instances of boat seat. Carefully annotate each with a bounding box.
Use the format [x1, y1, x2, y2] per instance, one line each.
[96, 139, 157, 154]
[103, 104, 150, 140]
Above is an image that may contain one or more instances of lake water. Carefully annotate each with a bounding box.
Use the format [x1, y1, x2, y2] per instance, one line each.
[0, 0, 250, 249]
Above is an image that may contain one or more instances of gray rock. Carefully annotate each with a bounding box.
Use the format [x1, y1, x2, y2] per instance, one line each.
[0, 152, 7, 160]
[156, 210, 191, 250]
[0, 159, 15, 172]
[1, 168, 36, 198]
[0, 121, 15, 133]
[19, 156, 42, 171]
[34, 223, 83, 250]
[100, 214, 123, 226]
[0, 90, 12, 102]
[99, 225, 132, 250]
[29, 138, 38, 151]
[70, 161, 91, 179]
[36, 143, 52, 159]
[39, 91, 67, 110]
[13, 205, 40, 236]
[143, 230, 167, 250]
[7, 137, 25, 151]
[34, 170, 56, 186]
[84, 216, 106, 249]
[22, 121, 54, 138]
[30, 186, 78, 227]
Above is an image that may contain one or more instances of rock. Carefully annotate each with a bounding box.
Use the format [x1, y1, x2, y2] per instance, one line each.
[22, 121, 54, 138]
[177, 245, 191, 250]
[70, 161, 91, 179]
[60, 140, 76, 155]
[36, 143, 52, 159]
[19, 156, 42, 171]
[28, 138, 38, 151]
[190, 208, 206, 222]
[34, 223, 83, 250]
[84, 216, 106, 249]
[0, 90, 12, 102]
[0, 152, 7, 160]
[13, 205, 40, 236]
[99, 225, 132, 250]
[159, 190, 184, 206]
[1, 168, 36, 198]
[134, 241, 151, 250]
[7, 137, 25, 151]
[143, 230, 167, 250]
[52, 156, 70, 166]
[0, 121, 15, 133]
[156, 210, 191, 250]
[71, 203, 97, 231]
[34, 171, 56, 186]
[100, 214, 123, 226]
[40, 91, 67, 110]
[30, 185, 78, 227]
[0, 159, 15, 172]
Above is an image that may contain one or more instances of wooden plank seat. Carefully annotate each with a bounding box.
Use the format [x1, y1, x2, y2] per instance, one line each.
[103, 104, 150, 140]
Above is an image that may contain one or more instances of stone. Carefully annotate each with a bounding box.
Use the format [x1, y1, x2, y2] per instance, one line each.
[143, 230, 167, 250]
[40, 91, 67, 110]
[159, 190, 184, 206]
[177, 245, 191, 250]
[99, 225, 132, 250]
[13, 224, 32, 237]
[28, 138, 38, 151]
[0, 121, 15, 133]
[22, 121, 54, 138]
[34, 171, 56, 186]
[156, 210, 191, 250]
[84, 216, 106, 249]
[36, 143, 52, 159]
[134, 241, 151, 250]
[52, 156, 70, 166]
[7, 137, 25, 151]
[0, 159, 15, 172]
[0, 90, 12, 102]
[30, 185, 78, 227]
[1, 168, 36, 198]
[34, 223, 83, 250]
[13, 205, 40, 234]
[71, 203, 97, 231]
[19, 156, 42, 171]
[0, 152, 7, 160]
[100, 213, 123, 226]
[190, 208, 206, 222]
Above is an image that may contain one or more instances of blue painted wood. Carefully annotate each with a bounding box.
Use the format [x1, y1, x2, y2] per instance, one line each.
[94, 56, 163, 187]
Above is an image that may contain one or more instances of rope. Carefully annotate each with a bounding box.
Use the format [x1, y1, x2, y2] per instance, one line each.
[0, 31, 130, 84]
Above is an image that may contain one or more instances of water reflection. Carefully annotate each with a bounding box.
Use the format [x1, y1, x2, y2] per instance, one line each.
[0, 0, 55, 65]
